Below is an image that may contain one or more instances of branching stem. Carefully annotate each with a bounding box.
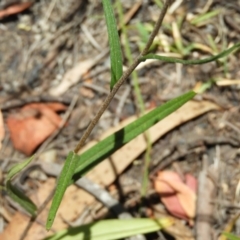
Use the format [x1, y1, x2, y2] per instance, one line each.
[74, 0, 171, 155]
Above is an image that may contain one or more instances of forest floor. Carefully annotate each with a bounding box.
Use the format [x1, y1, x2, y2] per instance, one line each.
[1, 0, 240, 240]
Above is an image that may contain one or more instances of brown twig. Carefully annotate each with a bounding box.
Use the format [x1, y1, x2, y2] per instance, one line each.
[74, 0, 171, 153]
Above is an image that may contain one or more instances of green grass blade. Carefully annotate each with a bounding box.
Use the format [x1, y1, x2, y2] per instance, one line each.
[140, 42, 240, 64]
[190, 10, 220, 25]
[6, 181, 37, 216]
[46, 151, 78, 230]
[102, 0, 123, 90]
[223, 233, 240, 240]
[71, 91, 196, 182]
[7, 155, 34, 180]
[44, 218, 172, 240]
[153, 0, 163, 8]
[137, 22, 149, 44]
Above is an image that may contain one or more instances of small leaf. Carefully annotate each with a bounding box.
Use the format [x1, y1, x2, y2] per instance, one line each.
[7, 155, 34, 180]
[190, 10, 220, 26]
[44, 218, 173, 240]
[223, 233, 240, 240]
[46, 151, 78, 230]
[6, 181, 37, 216]
[71, 91, 196, 182]
[140, 42, 240, 65]
[137, 22, 149, 44]
[102, 0, 123, 90]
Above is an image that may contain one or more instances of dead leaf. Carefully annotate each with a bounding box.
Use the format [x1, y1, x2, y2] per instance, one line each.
[79, 87, 95, 98]
[49, 49, 108, 96]
[6, 103, 66, 155]
[216, 78, 240, 86]
[0, 2, 32, 19]
[154, 171, 197, 221]
[0, 110, 4, 150]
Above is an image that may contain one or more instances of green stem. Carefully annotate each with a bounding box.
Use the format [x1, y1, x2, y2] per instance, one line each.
[74, 0, 171, 156]
[116, 0, 152, 196]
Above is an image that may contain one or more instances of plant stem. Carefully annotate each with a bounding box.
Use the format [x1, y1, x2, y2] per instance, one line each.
[141, 0, 170, 55]
[116, 0, 152, 196]
[74, 0, 171, 154]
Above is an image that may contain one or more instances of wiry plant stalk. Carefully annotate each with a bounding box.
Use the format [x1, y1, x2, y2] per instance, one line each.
[74, 0, 171, 153]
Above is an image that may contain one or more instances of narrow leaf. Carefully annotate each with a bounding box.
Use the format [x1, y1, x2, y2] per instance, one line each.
[50, 91, 195, 226]
[190, 10, 220, 25]
[7, 155, 34, 180]
[71, 91, 196, 182]
[6, 181, 37, 216]
[223, 233, 240, 240]
[140, 42, 240, 65]
[137, 22, 149, 44]
[44, 218, 173, 240]
[102, 0, 123, 90]
[46, 151, 78, 230]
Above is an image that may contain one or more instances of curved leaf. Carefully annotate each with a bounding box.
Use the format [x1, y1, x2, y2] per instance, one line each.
[6, 181, 37, 216]
[44, 218, 173, 240]
[140, 42, 240, 65]
[7, 155, 34, 180]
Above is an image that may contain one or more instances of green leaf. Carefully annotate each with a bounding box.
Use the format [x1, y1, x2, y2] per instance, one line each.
[223, 232, 240, 240]
[7, 155, 34, 181]
[44, 218, 173, 240]
[140, 42, 240, 65]
[6, 181, 37, 216]
[102, 0, 123, 90]
[137, 22, 149, 44]
[48, 92, 195, 229]
[153, 0, 163, 8]
[190, 10, 220, 26]
[71, 91, 196, 182]
[46, 151, 78, 230]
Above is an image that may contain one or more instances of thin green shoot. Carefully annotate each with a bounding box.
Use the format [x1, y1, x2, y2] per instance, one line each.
[116, 0, 152, 196]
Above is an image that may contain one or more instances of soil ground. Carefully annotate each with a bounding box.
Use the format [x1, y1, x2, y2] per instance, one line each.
[1, 0, 240, 240]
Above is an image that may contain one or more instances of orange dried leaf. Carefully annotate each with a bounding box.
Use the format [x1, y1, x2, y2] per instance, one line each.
[154, 171, 197, 220]
[23, 103, 66, 127]
[0, 2, 32, 19]
[6, 103, 66, 155]
[39, 103, 68, 112]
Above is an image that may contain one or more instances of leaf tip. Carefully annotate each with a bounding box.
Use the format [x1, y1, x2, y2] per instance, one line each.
[46, 219, 52, 231]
